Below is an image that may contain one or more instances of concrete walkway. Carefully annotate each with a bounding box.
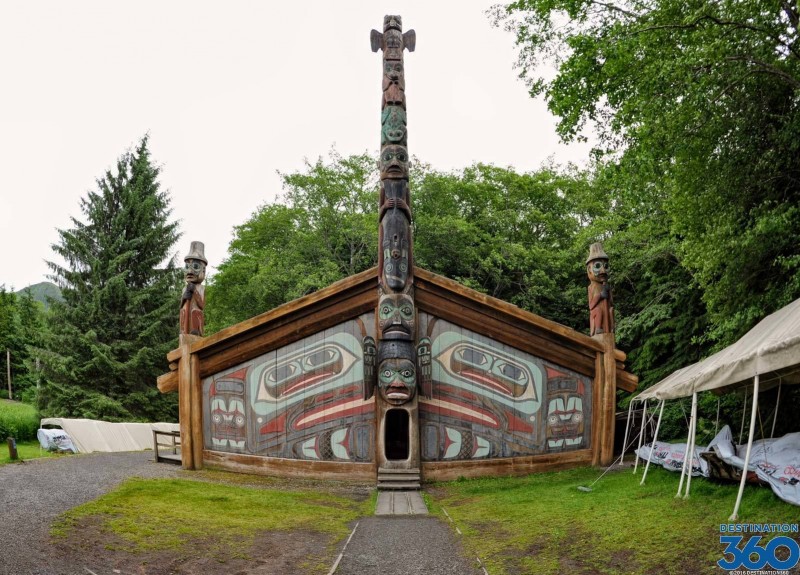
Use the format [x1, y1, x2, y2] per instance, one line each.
[331, 515, 485, 575]
[329, 491, 485, 575]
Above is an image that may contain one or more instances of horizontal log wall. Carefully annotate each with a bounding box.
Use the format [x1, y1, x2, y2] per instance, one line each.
[422, 449, 593, 482]
[203, 450, 377, 481]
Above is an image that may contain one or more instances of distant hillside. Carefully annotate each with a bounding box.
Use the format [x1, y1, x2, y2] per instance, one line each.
[17, 282, 63, 308]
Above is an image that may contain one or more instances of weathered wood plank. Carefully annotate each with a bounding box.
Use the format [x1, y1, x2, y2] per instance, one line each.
[421, 449, 593, 481]
[190, 354, 204, 470]
[197, 291, 376, 378]
[616, 369, 639, 392]
[600, 333, 617, 466]
[591, 353, 603, 466]
[157, 370, 178, 393]
[416, 269, 604, 351]
[178, 336, 194, 470]
[203, 451, 377, 481]
[199, 268, 375, 350]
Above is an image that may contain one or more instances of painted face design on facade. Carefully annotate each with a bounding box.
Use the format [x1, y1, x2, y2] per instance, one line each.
[379, 145, 409, 179]
[381, 106, 407, 146]
[445, 343, 535, 400]
[546, 394, 584, 449]
[378, 293, 414, 340]
[256, 342, 357, 402]
[378, 358, 416, 405]
[587, 258, 609, 283]
[381, 208, 410, 291]
[184, 258, 206, 285]
[210, 378, 246, 449]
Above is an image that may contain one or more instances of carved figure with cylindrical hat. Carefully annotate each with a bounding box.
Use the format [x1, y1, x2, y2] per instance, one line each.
[586, 242, 614, 336]
[180, 241, 207, 337]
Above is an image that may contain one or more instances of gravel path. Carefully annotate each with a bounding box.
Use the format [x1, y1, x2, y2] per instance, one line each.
[334, 516, 485, 575]
[0, 451, 181, 575]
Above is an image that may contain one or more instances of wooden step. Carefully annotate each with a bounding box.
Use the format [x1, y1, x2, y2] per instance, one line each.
[378, 467, 420, 474]
[377, 467, 421, 490]
[377, 481, 421, 491]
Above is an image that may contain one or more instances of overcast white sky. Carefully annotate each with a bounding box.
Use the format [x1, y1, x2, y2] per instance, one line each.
[0, 1, 592, 290]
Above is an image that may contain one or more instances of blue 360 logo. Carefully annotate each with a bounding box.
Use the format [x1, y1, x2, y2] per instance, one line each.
[718, 535, 800, 571]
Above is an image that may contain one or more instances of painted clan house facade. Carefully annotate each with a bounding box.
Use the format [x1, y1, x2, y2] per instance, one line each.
[158, 16, 637, 484]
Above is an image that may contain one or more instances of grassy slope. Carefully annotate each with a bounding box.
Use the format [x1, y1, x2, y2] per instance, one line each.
[430, 465, 800, 575]
[0, 399, 40, 441]
[54, 477, 373, 561]
[0, 439, 56, 465]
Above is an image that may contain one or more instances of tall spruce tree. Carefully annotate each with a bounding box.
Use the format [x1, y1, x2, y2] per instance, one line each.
[40, 136, 180, 421]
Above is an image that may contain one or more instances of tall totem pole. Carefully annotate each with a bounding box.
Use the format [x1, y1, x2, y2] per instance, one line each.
[370, 16, 419, 470]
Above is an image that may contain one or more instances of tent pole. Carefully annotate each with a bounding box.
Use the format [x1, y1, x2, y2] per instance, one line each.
[683, 392, 699, 499]
[640, 400, 664, 486]
[620, 399, 635, 465]
[770, 379, 782, 439]
[739, 387, 748, 445]
[730, 374, 760, 521]
[676, 392, 697, 498]
[633, 399, 648, 474]
[715, 396, 720, 436]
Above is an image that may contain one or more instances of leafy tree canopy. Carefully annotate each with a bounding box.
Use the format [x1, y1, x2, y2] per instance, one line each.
[496, 0, 800, 344]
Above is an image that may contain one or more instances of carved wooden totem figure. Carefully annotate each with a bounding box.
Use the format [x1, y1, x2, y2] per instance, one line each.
[371, 15, 419, 469]
[586, 242, 614, 336]
[180, 241, 207, 336]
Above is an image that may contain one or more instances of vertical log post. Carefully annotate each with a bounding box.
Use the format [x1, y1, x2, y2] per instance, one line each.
[6, 349, 12, 400]
[600, 332, 617, 466]
[586, 242, 616, 466]
[7, 437, 18, 460]
[591, 352, 604, 466]
[190, 353, 204, 470]
[178, 334, 200, 470]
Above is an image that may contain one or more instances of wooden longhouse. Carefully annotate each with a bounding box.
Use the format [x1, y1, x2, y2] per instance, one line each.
[158, 15, 637, 487]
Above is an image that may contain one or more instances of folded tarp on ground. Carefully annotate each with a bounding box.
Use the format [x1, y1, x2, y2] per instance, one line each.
[711, 431, 800, 507]
[635, 425, 733, 477]
[36, 428, 78, 453]
[40, 418, 179, 453]
[636, 425, 800, 506]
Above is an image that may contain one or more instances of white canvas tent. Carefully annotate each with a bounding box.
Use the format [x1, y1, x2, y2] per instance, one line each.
[40, 418, 179, 453]
[628, 297, 800, 519]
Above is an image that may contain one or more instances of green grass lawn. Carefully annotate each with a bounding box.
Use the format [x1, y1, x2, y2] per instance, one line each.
[0, 439, 57, 465]
[429, 465, 800, 575]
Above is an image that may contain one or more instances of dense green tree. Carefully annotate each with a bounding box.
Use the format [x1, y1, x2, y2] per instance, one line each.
[497, 0, 800, 344]
[207, 152, 597, 333]
[39, 136, 181, 421]
[206, 151, 379, 332]
[496, 0, 800, 433]
[0, 287, 50, 403]
[413, 162, 596, 328]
